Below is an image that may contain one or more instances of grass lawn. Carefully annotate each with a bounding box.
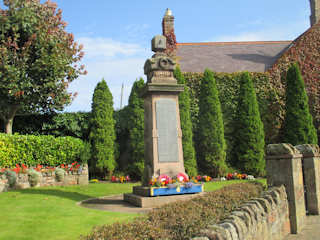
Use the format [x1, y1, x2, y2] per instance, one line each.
[0, 179, 266, 240]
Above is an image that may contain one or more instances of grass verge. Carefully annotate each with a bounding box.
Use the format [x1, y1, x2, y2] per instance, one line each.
[0, 179, 266, 240]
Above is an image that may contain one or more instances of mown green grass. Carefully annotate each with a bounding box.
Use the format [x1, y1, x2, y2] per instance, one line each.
[0, 183, 139, 240]
[0, 179, 266, 240]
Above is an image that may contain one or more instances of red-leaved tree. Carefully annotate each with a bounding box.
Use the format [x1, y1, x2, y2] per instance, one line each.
[0, 0, 86, 134]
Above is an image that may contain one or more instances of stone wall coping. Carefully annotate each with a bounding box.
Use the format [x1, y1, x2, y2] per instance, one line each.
[192, 185, 289, 240]
[295, 144, 320, 157]
[266, 143, 301, 156]
[266, 154, 303, 160]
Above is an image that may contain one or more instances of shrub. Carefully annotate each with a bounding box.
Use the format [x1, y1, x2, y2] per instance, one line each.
[183, 72, 280, 162]
[83, 182, 263, 240]
[0, 112, 91, 140]
[27, 169, 41, 187]
[174, 67, 198, 177]
[89, 79, 116, 177]
[127, 78, 145, 180]
[0, 133, 86, 168]
[282, 63, 318, 145]
[197, 69, 227, 177]
[232, 72, 265, 176]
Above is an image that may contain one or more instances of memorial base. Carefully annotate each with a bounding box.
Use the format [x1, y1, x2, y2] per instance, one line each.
[132, 184, 203, 197]
[124, 191, 205, 208]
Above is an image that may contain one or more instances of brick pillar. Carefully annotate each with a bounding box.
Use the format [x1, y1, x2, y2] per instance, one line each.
[162, 8, 177, 56]
[310, 0, 320, 26]
[296, 144, 320, 215]
[266, 143, 306, 234]
[162, 8, 174, 36]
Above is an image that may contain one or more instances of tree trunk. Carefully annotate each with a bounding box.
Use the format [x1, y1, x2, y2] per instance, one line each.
[2, 105, 19, 134]
[4, 118, 14, 134]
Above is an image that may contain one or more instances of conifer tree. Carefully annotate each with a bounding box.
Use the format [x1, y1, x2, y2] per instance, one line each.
[89, 79, 116, 177]
[282, 63, 318, 145]
[233, 72, 265, 176]
[174, 67, 198, 177]
[127, 78, 145, 180]
[197, 69, 227, 177]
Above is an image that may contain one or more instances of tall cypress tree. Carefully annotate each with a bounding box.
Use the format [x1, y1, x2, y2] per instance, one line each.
[174, 67, 198, 177]
[282, 63, 318, 145]
[89, 79, 116, 178]
[197, 69, 227, 177]
[233, 72, 265, 176]
[127, 78, 145, 180]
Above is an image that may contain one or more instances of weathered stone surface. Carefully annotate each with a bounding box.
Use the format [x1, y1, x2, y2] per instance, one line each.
[296, 144, 320, 215]
[141, 35, 186, 185]
[192, 237, 210, 240]
[151, 35, 166, 52]
[0, 165, 89, 193]
[295, 144, 320, 157]
[123, 192, 203, 208]
[266, 145, 306, 234]
[196, 186, 290, 240]
[266, 143, 300, 157]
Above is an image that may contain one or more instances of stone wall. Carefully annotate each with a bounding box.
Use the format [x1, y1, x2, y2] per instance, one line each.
[0, 165, 88, 193]
[192, 185, 290, 240]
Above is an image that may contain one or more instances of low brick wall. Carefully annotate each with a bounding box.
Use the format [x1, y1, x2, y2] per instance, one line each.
[0, 165, 88, 193]
[192, 185, 290, 240]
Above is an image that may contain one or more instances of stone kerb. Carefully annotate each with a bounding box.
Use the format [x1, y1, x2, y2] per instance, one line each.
[266, 143, 306, 234]
[192, 186, 290, 240]
[295, 144, 320, 215]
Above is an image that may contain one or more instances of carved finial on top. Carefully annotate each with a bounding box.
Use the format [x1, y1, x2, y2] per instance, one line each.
[164, 8, 172, 16]
[151, 35, 166, 53]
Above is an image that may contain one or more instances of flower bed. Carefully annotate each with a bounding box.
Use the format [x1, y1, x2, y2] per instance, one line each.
[0, 163, 88, 193]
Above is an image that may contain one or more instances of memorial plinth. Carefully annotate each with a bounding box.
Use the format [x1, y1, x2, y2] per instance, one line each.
[124, 33, 203, 208]
[142, 35, 186, 185]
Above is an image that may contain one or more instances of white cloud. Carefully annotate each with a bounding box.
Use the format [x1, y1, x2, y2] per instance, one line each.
[65, 37, 150, 112]
[78, 37, 147, 59]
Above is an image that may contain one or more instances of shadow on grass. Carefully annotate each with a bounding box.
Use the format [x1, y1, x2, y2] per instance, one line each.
[11, 188, 94, 202]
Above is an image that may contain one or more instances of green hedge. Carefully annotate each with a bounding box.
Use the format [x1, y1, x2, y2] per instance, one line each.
[183, 72, 281, 165]
[0, 134, 88, 168]
[0, 112, 91, 140]
[83, 182, 263, 240]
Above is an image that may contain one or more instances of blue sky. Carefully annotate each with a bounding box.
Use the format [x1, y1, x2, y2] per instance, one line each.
[4, 0, 312, 112]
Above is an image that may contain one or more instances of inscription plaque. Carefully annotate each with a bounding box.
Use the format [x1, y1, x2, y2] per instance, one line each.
[155, 99, 179, 163]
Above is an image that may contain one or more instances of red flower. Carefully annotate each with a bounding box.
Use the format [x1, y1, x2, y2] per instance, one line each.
[159, 174, 171, 185]
[177, 173, 189, 183]
[226, 173, 233, 180]
[111, 176, 117, 182]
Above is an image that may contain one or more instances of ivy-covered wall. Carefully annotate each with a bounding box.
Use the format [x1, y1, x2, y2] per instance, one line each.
[183, 72, 283, 163]
[268, 22, 320, 141]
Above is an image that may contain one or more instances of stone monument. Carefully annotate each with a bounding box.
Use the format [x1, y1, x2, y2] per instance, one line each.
[124, 33, 203, 208]
[141, 34, 186, 185]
